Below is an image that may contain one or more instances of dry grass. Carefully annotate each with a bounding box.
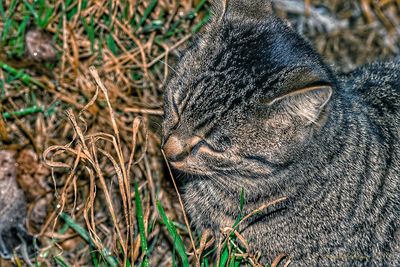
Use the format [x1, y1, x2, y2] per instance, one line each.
[0, 0, 399, 266]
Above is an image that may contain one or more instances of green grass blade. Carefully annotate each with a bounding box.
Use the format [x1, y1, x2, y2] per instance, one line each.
[141, 20, 163, 33]
[219, 244, 230, 267]
[193, 0, 207, 14]
[38, 0, 45, 18]
[1, 0, 17, 42]
[1, 17, 13, 43]
[0, 61, 44, 87]
[156, 200, 189, 267]
[67, 6, 78, 21]
[0, 0, 5, 19]
[39, 6, 54, 28]
[201, 258, 209, 267]
[192, 11, 211, 33]
[23, 0, 40, 22]
[233, 257, 242, 267]
[54, 256, 70, 267]
[82, 16, 95, 53]
[188, 0, 207, 19]
[163, 19, 182, 39]
[240, 188, 245, 212]
[229, 247, 241, 267]
[16, 16, 29, 57]
[2, 105, 44, 119]
[172, 253, 177, 267]
[65, 0, 73, 8]
[138, 0, 157, 28]
[6, 0, 18, 18]
[98, 30, 104, 60]
[89, 246, 100, 267]
[81, 0, 88, 10]
[59, 212, 119, 267]
[65, 0, 77, 21]
[134, 182, 149, 267]
[59, 212, 91, 243]
[0, 78, 5, 99]
[106, 33, 118, 55]
[163, 0, 207, 39]
[130, 1, 140, 27]
[45, 100, 61, 117]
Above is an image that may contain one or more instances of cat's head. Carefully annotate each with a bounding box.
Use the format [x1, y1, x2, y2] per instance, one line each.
[162, 0, 335, 178]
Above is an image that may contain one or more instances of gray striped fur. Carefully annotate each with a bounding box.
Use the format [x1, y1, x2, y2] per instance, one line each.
[162, 1, 400, 265]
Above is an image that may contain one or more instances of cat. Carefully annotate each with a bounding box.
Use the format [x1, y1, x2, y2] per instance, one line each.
[162, 0, 400, 265]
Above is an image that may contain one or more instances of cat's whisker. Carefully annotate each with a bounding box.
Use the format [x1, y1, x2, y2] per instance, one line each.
[159, 59, 178, 75]
[206, 174, 225, 191]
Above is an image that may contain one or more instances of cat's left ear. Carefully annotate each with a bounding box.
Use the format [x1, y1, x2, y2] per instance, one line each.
[266, 85, 333, 124]
[211, 0, 273, 21]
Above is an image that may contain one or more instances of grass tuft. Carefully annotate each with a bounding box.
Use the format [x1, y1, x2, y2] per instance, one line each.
[134, 182, 149, 267]
[157, 200, 189, 267]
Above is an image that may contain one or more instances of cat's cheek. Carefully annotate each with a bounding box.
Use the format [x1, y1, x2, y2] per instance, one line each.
[172, 152, 215, 175]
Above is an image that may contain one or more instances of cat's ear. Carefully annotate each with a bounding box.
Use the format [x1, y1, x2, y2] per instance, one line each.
[211, 0, 272, 21]
[266, 85, 333, 124]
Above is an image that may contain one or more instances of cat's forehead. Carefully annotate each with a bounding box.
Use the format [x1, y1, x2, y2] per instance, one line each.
[171, 34, 266, 124]
[166, 15, 327, 128]
[169, 21, 282, 110]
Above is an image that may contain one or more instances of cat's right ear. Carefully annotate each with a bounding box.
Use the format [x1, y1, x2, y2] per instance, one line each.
[265, 85, 333, 125]
[211, 0, 273, 22]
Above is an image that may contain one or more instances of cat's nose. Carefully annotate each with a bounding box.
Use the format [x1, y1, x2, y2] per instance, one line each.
[163, 135, 202, 162]
[163, 135, 185, 161]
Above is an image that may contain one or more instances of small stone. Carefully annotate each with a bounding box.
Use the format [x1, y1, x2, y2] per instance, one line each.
[0, 151, 35, 260]
[25, 27, 57, 62]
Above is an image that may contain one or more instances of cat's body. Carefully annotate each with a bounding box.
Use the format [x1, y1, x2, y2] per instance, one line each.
[182, 60, 400, 266]
[162, 1, 400, 265]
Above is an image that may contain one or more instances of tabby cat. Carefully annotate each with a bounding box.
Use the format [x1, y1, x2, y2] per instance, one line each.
[162, 0, 400, 265]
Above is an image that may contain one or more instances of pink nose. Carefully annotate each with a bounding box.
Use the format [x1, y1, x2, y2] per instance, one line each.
[163, 135, 184, 160]
[163, 135, 202, 162]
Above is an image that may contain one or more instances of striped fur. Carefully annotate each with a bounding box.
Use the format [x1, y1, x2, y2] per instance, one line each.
[162, 1, 400, 265]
